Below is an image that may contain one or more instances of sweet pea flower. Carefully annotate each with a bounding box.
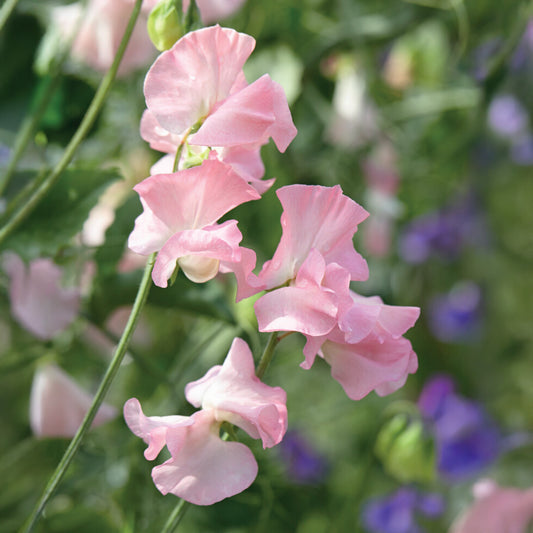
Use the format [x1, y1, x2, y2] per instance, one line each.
[30, 364, 116, 438]
[127, 158, 260, 292]
[124, 338, 288, 505]
[2, 253, 80, 340]
[307, 295, 419, 402]
[450, 479, 533, 533]
[362, 487, 444, 533]
[185, 337, 288, 448]
[140, 110, 271, 193]
[51, 0, 157, 77]
[256, 184, 370, 290]
[143, 25, 297, 155]
[418, 375, 500, 480]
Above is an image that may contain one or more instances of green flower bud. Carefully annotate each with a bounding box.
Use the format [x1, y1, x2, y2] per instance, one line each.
[147, 0, 185, 52]
[375, 411, 436, 484]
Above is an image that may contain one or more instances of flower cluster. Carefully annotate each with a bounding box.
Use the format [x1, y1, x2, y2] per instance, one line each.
[124, 21, 420, 506]
[124, 338, 287, 505]
[250, 184, 420, 400]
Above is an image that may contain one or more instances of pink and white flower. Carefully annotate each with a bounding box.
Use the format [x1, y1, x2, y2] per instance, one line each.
[2, 253, 80, 340]
[124, 338, 287, 505]
[128, 158, 260, 291]
[256, 184, 370, 290]
[185, 337, 287, 448]
[30, 365, 116, 438]
[249, 183, 419, 401]
[141, 25, 296, 193]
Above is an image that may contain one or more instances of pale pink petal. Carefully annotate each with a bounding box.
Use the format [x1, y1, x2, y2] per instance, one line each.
[216, 145, 271, 192]
[450, 481, 533, 533]
[320, 335, 417, 400]
[144, 26, 255, 135]
[339, 293, 420, 344]
[140, 109, 182, 154]
[254, 250, 339, 336]
[185, 338, 287, 448]
[124, 398, 192, 460]
[128, 159, 259, 256]
[30, 365, 116, 438]
[190, 74, 297, 152]
[258, 185, 369, 289]
[152, 409, 258, 505]
[133, 160, 259, 233]
[3, 254, 80, 340]
[255, 285, 338, 335]
[219, 246, 264, 302]
[152, 220, 243, 287]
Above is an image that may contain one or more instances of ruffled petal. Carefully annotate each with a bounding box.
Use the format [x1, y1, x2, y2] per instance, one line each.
[152, 409, 258, 505]
[185, 338, 287, 448]
[321, 336, 418, 401]
[258, 184, 369, 288]
[145, 26, 255, 135]
[190, 75, 297, 151]
[152, 221, 243, 287]
[123, 398, 192, 460]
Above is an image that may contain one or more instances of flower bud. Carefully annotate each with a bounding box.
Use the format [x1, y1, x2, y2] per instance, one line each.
[147, 0, 185, 52]
[375, 411, 436, 484]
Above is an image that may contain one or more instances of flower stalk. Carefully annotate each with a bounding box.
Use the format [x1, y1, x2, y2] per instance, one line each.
[21, 252, 156, 533]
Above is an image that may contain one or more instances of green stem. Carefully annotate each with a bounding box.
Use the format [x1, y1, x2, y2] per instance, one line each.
[20, 253, 156, 533]
[161, 499, 190, 533]
[0, 0, 143, 247]
[255, 331, 279, 380]
[0, 0, 20, 34]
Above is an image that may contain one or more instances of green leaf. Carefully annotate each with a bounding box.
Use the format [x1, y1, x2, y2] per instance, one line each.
[2, 168, 120, 260]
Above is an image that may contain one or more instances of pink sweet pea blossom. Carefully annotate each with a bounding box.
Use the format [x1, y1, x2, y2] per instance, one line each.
[128, 159, 260, 291]
[301, 294, 420, 400]
[450, 479, 533, 533]
[30, 365, 116, 438]
[2, 253, 80, 340]
[140, 110, 271, 193]
[256, 184, 370, 290]
[124, 338, 287, 505]
[185, 337, 287, 448]
[52, 0, 156, 77]
[143, 25, 296, 172]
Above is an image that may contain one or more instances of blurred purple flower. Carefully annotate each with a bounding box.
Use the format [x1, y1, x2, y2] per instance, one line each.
[487, 95, 528, 138]
[511, 134, 533, 165]
[399, 194, 487, 264]
[362, 487, 444, 533]
[427, 282, 483, 343]
[278, 430, 328, 484]
[418, 375, 500, 480]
